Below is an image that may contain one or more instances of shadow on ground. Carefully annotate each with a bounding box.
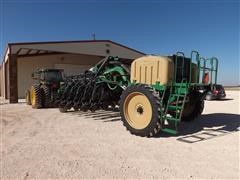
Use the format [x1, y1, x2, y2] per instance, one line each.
[0, 102, 9, 105]
[70, 110, 121, 122]
[158, 113, 240, 143]
[210, 98, 234, 101]
[69, 110, 239, 142]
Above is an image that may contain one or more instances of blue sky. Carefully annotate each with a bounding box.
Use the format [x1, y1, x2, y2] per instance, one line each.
[0, 0, 239, 85]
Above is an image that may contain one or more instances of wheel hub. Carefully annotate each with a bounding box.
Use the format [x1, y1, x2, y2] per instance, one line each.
[136, 105, 144, 115]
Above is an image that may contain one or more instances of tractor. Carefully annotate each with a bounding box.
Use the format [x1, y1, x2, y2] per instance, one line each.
[56, 51, 218, 137]
[25, 69, 63, 108]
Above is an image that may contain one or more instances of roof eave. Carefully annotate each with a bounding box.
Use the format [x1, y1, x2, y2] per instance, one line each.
[2, 39, 145, 63]
[8, 39, 146, 55]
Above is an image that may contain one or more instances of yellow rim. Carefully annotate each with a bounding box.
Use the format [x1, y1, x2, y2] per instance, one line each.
[31, 87, 36, 106]
[123, 92, 152, 129]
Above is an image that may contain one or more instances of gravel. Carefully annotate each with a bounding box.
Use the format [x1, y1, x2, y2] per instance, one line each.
[1, 91, 239, 179]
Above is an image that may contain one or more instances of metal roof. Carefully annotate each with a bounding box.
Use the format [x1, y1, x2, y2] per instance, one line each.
[2, 40, 145, 64]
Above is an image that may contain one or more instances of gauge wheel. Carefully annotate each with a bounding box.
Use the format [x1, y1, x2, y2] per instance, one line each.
[120, 84, 162, 137]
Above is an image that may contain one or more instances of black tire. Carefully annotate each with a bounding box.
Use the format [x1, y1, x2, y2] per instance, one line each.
[25, 89, 31, 105]
[181, 99, 204, 121]
[41, 85, 51, 108]
[119, 84, 162, 137]
[31, 85, 42, 109]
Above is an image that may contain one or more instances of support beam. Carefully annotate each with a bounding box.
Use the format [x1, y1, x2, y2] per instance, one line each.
[9, 54, 18, 103]
[26, 49, 32, 55]
[4, 60, 8, 99]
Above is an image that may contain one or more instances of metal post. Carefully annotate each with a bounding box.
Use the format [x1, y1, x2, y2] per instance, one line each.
[191, 51, 199, 84]
[200, 57, 206, 83]
[176, 52, 185, 83]
[213, 57, 218, 84]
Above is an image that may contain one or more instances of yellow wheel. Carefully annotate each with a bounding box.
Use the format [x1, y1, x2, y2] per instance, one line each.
[25, 89, 31, 105]
[120, 84, 162, 137]
[123, 92, 152, 129]
[31, 85, 42, 109]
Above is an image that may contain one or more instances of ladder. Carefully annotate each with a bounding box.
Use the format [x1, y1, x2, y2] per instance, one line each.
[162, 79, 188, 135]
[160, 51, 200, 135]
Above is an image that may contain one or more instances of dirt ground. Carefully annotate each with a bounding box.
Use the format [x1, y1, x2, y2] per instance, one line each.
[1, 91, 239, 179]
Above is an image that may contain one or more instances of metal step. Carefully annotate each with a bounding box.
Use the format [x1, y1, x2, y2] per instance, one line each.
[174, 83, 188, 87]
[171, 94, 186, 97]
[166, 117, 180, 122]
[162, 128, 177, 135]
[168, 105, 182, 110]
[178, 89, 188, 94]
